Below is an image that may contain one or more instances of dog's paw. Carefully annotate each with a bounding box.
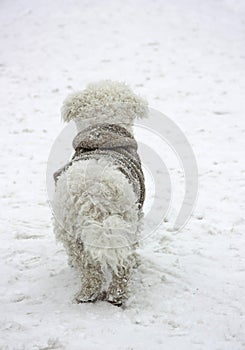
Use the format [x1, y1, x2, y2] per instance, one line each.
[106, 290, 126, 307]
[107, 299, 123, 307]
[74, 290, 99, 304]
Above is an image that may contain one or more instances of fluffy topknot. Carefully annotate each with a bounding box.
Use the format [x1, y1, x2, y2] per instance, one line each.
[61, 80, 148, 130]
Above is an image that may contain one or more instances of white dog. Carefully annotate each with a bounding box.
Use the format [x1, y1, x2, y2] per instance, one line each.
[53, 81, 148, 305]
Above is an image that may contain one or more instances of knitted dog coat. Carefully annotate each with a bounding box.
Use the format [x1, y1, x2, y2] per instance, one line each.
[54, 123, 145, 209]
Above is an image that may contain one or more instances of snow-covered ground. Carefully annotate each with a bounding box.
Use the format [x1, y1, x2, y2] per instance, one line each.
[1, 0, 245, 349]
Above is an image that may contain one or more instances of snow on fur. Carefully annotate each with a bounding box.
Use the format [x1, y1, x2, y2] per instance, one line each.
[61, 80, 148, 132]
[53, 158, 142, 271]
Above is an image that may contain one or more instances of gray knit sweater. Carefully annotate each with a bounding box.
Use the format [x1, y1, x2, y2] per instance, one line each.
[54, 123, 145, 208]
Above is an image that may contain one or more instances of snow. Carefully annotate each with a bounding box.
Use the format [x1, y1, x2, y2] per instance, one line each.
[1, 0, 245, 349]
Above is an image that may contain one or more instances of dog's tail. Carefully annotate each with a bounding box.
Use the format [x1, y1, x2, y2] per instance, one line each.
[53, 158, 143, 271]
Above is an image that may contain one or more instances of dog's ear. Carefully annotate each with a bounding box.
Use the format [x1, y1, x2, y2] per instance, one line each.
[60, 81, 148, 129]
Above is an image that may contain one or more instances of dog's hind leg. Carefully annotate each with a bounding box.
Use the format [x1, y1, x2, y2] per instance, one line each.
[106, 265, 131, 306]
[75, 252, 104, 303]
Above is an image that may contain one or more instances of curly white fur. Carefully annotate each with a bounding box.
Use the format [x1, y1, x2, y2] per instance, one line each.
[53, 158, 142, 272]
[53, 80, 147, 304]
[61, 80, 148, 132]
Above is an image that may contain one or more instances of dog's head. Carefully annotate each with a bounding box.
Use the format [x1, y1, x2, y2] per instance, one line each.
[61, 80, 148, 133]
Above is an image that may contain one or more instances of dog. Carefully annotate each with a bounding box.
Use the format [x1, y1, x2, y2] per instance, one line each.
[52, 81, 148, 305]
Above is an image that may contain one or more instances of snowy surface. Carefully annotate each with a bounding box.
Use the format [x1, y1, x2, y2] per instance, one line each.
[1, 0, 245, 349]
